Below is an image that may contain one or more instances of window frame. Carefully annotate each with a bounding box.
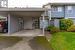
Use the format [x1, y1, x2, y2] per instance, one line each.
[67, 6, 72, 10]
[52, 6, 57, 11]
[58, 7, 62, 12]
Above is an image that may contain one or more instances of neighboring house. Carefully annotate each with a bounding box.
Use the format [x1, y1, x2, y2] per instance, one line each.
[43, 3, 75, 28]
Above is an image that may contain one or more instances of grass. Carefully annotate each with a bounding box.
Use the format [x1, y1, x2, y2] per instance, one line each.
[35, 36, 52, 50]
[0, 36, 22, 43]
[50, 32, 75, 50]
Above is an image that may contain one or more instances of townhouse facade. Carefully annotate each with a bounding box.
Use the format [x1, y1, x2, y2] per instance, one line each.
[43, 3, 75, 27]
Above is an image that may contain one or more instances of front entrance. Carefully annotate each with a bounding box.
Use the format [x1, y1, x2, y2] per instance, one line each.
[32, 17, 40, 29]
[18, 17, 24, 31]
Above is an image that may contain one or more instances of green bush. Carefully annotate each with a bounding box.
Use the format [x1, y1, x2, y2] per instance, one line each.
[60, 19, 73, 31]
[67, 25, 75, 32]
[46, 26, 60, 34]
[46, 26, 54, 31]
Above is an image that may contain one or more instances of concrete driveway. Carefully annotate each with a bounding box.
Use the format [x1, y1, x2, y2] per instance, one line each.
[0, 36, 51, 50]
[0, 29, 44, 37]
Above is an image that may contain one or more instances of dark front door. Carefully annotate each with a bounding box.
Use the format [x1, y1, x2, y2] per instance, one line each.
[18, 17, 24, 31]
[32, 17, 39, 29]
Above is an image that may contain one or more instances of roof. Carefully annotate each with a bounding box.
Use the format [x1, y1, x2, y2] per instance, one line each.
[43, 2, 75, 7]
[0, 8, 46, 12]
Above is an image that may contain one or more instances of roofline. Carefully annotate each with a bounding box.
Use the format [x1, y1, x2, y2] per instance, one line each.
[43, 2, 75, 7]
[0, 8, 46, 12]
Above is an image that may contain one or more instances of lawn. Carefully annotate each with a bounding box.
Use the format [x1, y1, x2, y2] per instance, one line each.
[34, 36, 52, 50]
[50, 32, 75, 50]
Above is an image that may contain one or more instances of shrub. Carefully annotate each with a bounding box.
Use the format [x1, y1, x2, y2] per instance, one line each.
[60, 19, 73, 31]
[46, 26, 54, 31]
[67, 25, 75, 32]
[46, 26, 60, 34]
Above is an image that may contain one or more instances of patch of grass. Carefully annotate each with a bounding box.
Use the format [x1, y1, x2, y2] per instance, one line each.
[35, 36, 52, 50]
[0, 36, 22, 42]
[50, 32, 75, 50]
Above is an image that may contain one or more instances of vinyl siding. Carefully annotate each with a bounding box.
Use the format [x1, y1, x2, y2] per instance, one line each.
[51, 5, 75, 18]
[51, 6, 64, 18]
[65, 6, 75, 18]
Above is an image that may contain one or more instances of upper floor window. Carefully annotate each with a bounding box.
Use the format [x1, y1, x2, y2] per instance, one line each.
[52, 6, 62, 12]
[52, 6, 57, 11]
[58, 7, 62, 12]
[67, 6, 72, 10]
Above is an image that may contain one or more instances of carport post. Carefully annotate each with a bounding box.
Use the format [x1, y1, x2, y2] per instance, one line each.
[8, 13, 11, 35]
[42, 15, 45, 35]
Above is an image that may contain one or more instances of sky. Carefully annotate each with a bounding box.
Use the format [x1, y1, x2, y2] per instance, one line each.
[8, 0, 75, 8]
[8, 0, 50, 8]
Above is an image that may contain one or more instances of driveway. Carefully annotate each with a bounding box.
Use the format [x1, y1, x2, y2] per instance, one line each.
[0, 36, 51, 50]
[0, 29, 44, 37]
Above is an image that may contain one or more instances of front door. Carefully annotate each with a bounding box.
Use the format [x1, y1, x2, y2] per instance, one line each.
[32, 17, 39, 29]
[18, 17, 24, 31]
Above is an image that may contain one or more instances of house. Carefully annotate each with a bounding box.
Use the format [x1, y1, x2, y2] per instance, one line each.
[0, 0, 50, 36]
[0, 8, 49, 36]
[43, 3, 75, 28]
[2, 1, 75, 36]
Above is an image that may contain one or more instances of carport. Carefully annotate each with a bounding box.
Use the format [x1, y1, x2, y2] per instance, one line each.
[0, 8, 48, 36]
[2, 8, 47, 36]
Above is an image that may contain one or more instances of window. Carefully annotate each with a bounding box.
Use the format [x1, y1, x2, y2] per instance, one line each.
[52, 6, 57, 11]
[67, 6, 72, 10]
[58, 7, 62, 12]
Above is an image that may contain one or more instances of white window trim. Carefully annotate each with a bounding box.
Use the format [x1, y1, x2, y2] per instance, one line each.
[58, 7, 62, 12]
[67, 6, 72, 10]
